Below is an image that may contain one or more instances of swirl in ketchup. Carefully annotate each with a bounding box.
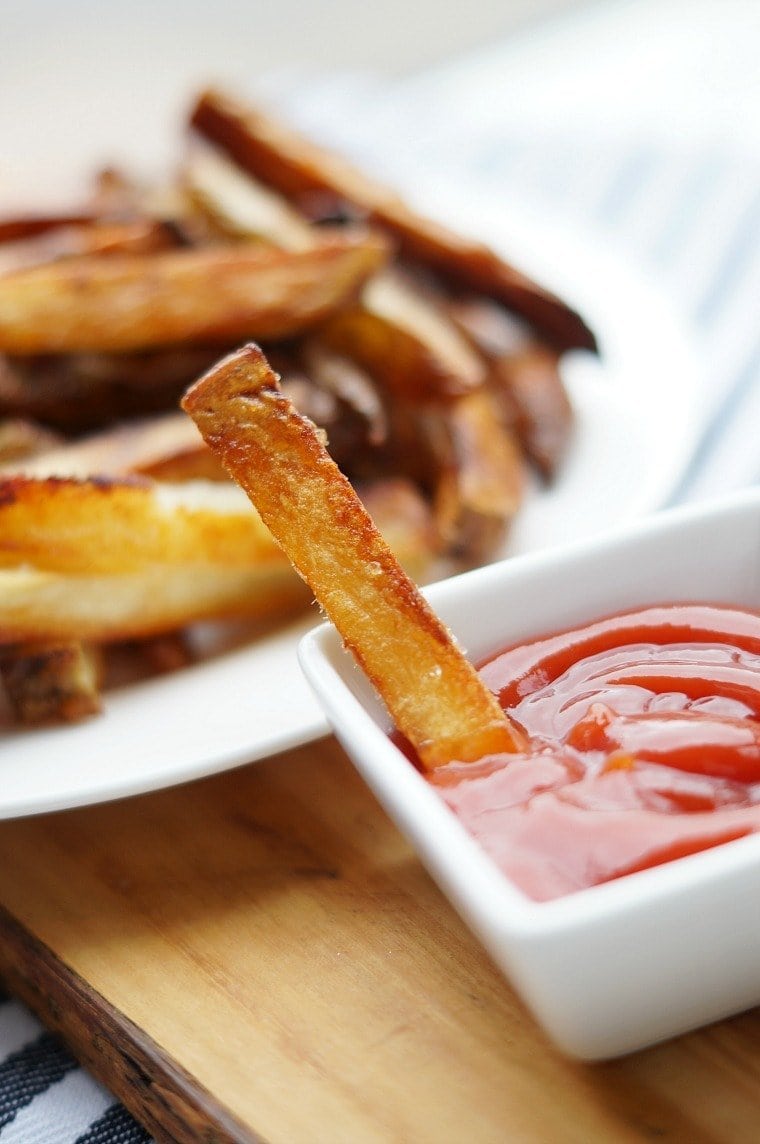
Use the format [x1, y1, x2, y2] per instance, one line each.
[425, 604, 760, 901]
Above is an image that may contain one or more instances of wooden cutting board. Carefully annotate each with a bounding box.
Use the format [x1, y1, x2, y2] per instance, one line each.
[0, 734, 759, 1143]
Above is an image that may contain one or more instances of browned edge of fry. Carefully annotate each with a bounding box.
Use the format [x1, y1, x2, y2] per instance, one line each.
[182, 343, 526, 769]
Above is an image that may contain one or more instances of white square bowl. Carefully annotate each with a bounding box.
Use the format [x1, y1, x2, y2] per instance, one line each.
[298, 488, 760, 1060]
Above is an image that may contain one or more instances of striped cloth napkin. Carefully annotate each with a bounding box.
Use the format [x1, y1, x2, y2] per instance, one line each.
[1, 1, 758, 1139]
[0, 990, 148, 1143]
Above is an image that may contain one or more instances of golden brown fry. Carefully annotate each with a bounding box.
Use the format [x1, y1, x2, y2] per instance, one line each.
[190, 89, 596, 352]
[182, 343, 525, 768]
[0, 475, 287, 575]
[427, 390, 525, 564]
[0, 639, 102, 723]
[0, 233, 389, 354]
[0, 563, 309, 644]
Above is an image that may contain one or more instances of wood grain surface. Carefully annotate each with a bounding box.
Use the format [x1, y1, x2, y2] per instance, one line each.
[0, 736, 759, 1143]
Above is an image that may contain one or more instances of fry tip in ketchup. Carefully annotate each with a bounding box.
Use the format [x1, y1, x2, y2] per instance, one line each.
[181, 342, 526, 768]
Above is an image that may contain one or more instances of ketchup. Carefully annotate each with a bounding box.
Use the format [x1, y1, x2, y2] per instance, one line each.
[425, 604, 760, 901]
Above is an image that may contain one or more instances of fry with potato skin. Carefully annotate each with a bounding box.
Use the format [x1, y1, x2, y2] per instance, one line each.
[182, 343, 525, 769]
[0, 233, 388, 355]
[190, 89, 596, 352]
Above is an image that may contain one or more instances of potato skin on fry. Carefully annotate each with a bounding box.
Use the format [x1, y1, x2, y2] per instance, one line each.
[182, 343, 525, 768]
[0, 234, 388, 354]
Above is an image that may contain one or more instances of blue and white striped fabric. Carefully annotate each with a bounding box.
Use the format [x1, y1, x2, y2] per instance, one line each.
[1, 2, 758, 1139]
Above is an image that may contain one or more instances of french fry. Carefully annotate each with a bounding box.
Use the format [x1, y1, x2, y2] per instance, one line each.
[449, 296, 573, 478]
[186, 146, 484, 402]
[0, 475, 287, 575]
[190, 89, 597, 352]
[426, 390, 525, 563]
[0, 85, 597, 727]
[0, 469, 440, 652]
[182, 343, 525, 768]
[0, 640, 102, 723]
[0, 233, 389, 354]
[355, 478, 439, 583]
[0, 563, 309, 644]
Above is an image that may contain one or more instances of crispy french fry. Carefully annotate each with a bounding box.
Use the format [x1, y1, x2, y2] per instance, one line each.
[0, 233, 389, 354]
[0, 639, 102, 723]
[182, 343, 525, 768]
[0, 563, 309, 644]
[190, 89, 596, 352]
[0, 475, 288, 575]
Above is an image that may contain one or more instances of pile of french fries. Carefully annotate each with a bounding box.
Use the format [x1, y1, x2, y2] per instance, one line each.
[0, 88, 594, 726]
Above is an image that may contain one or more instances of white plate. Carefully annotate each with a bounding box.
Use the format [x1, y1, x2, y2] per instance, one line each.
[0, 90, 701, 819]
[299, 488, 760, 1059]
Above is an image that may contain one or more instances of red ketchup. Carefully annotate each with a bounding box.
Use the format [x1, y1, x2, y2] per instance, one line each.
[425, 604, 760, 901]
